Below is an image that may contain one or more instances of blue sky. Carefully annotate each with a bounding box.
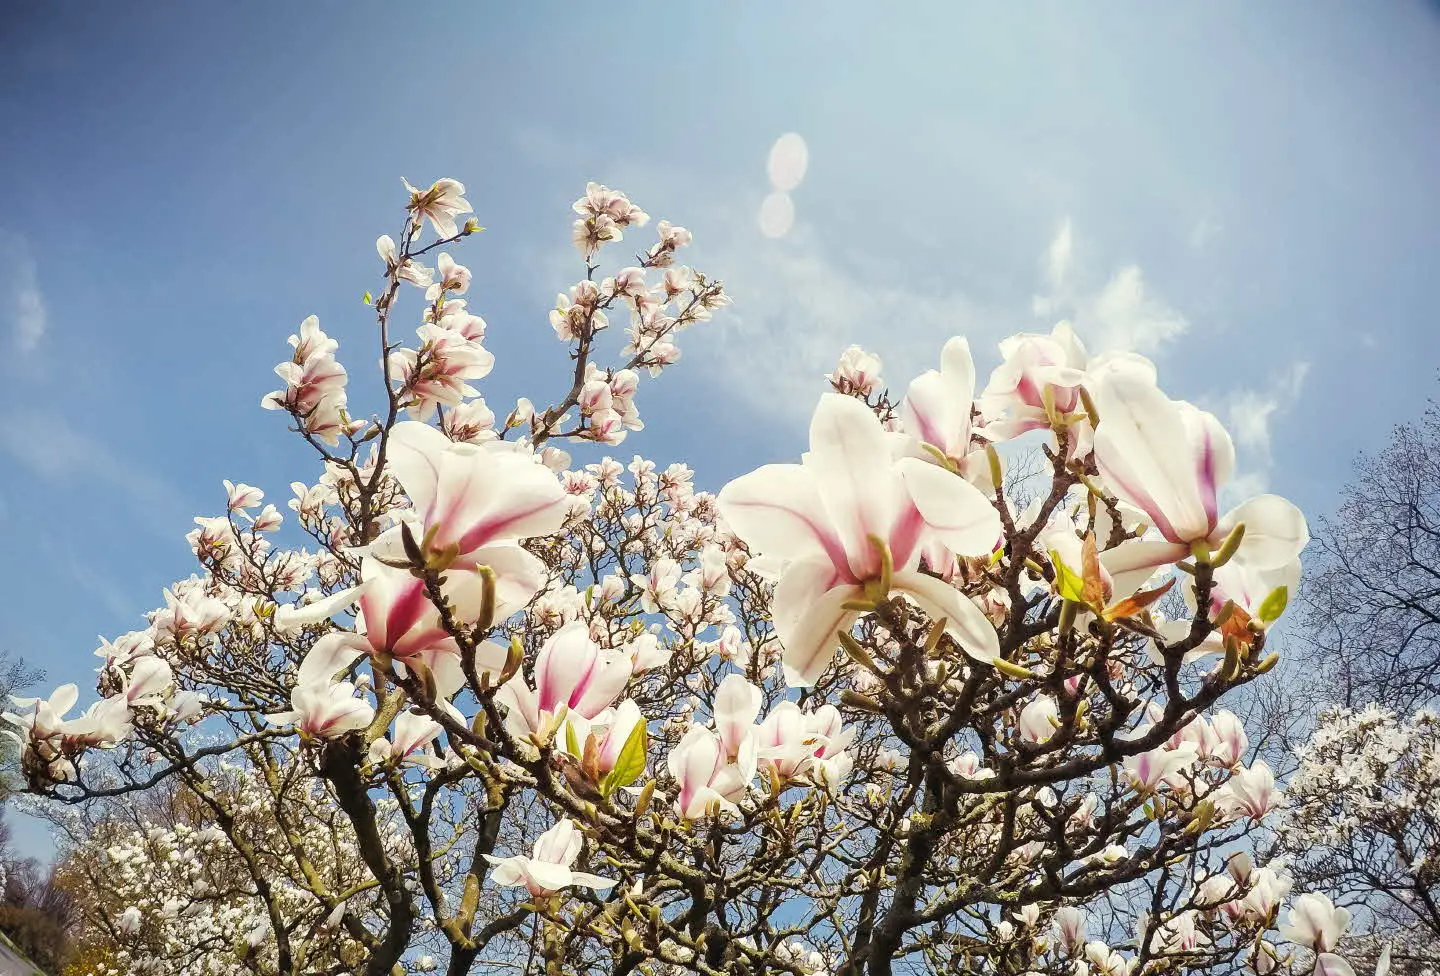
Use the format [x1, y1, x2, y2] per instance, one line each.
[3, 2, 1439, 856]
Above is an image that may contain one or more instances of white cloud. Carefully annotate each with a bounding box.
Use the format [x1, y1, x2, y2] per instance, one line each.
[1044, 218, 1074, 289]
[1220, 361, 1310, 497]
[503, 130, 1193, 431]
[1032, 219, 1189, 356]
[0, 231, 46, 354]
[1189, 213, 1223, 251]
[0, 409, 188, 539]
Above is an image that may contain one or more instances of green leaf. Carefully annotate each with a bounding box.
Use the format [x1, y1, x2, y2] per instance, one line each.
[564, 717, 580, 758]
[362, 290, 373, 305]
[1049, 550, 1087, 604]
[601, 720, 648, 797]
[1257, 585, 1289, 624]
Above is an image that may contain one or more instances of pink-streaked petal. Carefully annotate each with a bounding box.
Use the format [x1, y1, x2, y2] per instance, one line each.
[896, 457, 1002, 557]
[1092, 366, 1214, 542]
[805, 393, 902, 578]
[902, 337, 977, 460]
[774, 582, 864, 688]
[717, 463, 849, 572]
[536, 623, 597, 714]
[572, 655, 633, 718]
[495, 677, 541, 740]
[1179, 403, 1235, 529]
[454, 452, 569, 550]
[901, 369, 951, 453]
[385, 421, 451, 518]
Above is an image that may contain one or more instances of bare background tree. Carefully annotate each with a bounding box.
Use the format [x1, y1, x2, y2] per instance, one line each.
[1299, 387, 1440, 713]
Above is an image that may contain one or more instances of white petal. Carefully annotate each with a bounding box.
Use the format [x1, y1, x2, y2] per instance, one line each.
[892, 571, 999, 664]
[1215, 494, 1309, 570]
[274, 584, 367, 632]
[897, 458, 1002, 557]
[773, 575, 864, 688]
[717, 464, 842, 565]
[805, 393, 901, 567]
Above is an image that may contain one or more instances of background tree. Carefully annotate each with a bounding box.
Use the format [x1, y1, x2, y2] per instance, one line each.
[1274, 390, 1440, 974]
[1299, 392, 1440, 713]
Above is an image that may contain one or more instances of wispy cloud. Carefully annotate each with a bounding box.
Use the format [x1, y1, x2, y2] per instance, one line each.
[0, 409, 189, 539]
[1219, 361, 1310, 499]
[696, 221, 1021, 419]
[504, 132, 1194, 430]
[0, 231, 47, 354]
[1032, 219, 1189, 356]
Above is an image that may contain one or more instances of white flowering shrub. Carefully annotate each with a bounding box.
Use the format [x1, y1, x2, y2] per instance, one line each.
[1279, 706, 1440, 974]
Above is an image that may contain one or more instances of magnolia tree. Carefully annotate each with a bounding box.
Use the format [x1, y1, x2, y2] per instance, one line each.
[3, 177, 1364, 976]
[1277, 706, 1440, 973]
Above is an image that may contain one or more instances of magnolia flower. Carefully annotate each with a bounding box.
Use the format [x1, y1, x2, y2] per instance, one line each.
[389, 324, 495, 421]
[668, 724, 755, 819]
[266, 641, 374, 738]
[1279, 892, 1351, 952]
[1091, 361, 1308, 586]
[1231, 865, 1292, 922]
[713, 674, 762, 762]
[978, 321, 1091, 442]
[151, 585, 231, 641]
[495, 623, 632, 744]
[1206, 710, 1248, 766]
[223, 480, 263, 511]
[1149, 909, 1208, 953]
[425, 252, 471, 301]
[266, 680, 373, 739]
[754, 701, 855, 787]
[261, 316, 350, 446]
[5, 684, 81, 741]
[1054, 906, 1087, 954]
[64, 695, 134, 748]
[403, 177, 471, 238]
[902, 336, 986, 477]
[483, 819, 614, 896]
[1124, 742, 1198, 792]
[1018, 695, 1060, 744]
[826, 345, 883, 397]
[948, 750, 995, 782]
[804, 703, 856, 786]
[754, 702, 819, 783]
[374, 421, 568, 611]
[1315, 955, 1357, 976]
[115, 905, 143, 936]
[168, 690, 206, 724]
[564, 699, 646, 778]
[374, 709, 444, 769]
[718, 393, 1002, 686]
[376, 234, 434, 288]
[123, 656, 173, 707]
[1223, 759, 1279, 819]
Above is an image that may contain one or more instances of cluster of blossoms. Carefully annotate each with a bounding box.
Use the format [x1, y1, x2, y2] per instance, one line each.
[5, 177, 1377, 976]
[1278, 706, 1440, 971]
